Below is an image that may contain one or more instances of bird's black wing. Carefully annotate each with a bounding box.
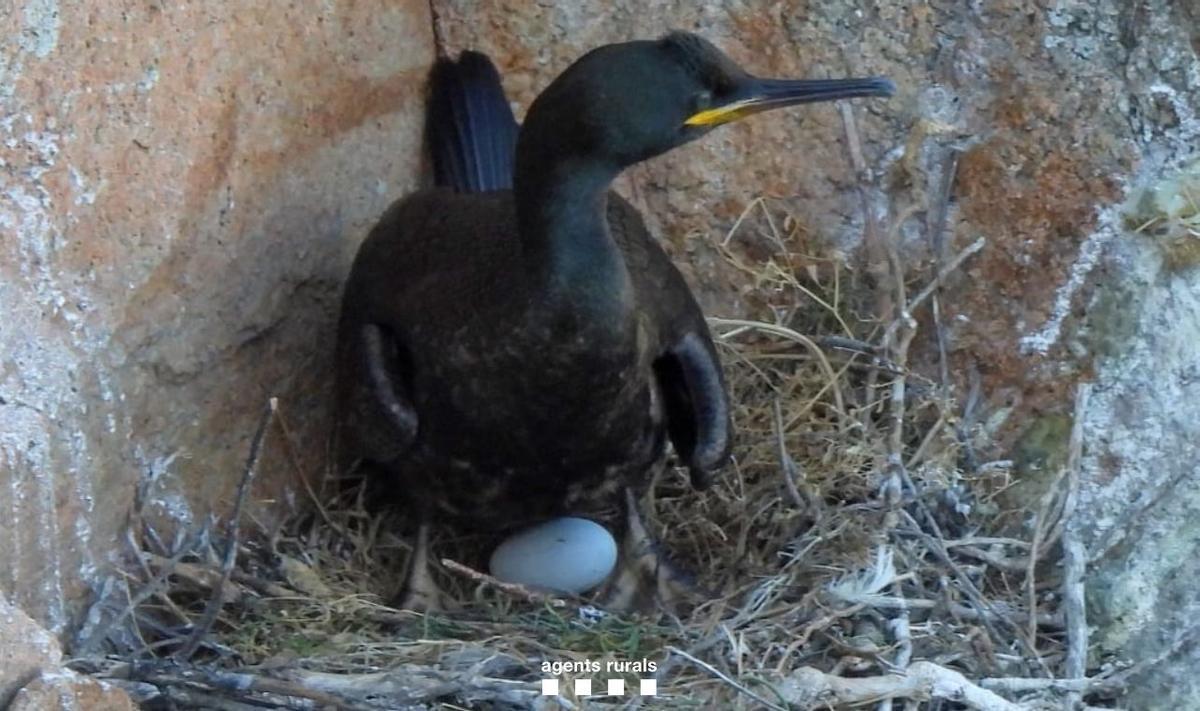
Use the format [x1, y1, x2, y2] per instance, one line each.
[361, 322, 418, 447]
[334, 319, 419, 468]
[608, 195, 733, 489]
[653, 331, 732, 489]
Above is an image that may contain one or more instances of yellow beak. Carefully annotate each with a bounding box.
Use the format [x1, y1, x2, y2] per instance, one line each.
[684, 76, 895, 127]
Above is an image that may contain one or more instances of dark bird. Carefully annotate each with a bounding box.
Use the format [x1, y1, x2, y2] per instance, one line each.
[336, 32, 894, 609]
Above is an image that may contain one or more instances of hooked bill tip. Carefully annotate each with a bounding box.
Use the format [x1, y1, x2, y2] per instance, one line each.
[872, 77, 898, 97]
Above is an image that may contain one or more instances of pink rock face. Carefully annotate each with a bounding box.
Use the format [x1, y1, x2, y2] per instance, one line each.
[0, 591, 136, 708]
[0, 592, 64, 707]
[1, 0, 433, 629]
[9, 673, 136, 711]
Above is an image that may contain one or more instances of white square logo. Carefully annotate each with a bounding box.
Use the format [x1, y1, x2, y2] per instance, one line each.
[607, 678, 625, 696]
[639, 678, 658, 696]
[574, 678, 592, 696]
[541, 679, 559, 696]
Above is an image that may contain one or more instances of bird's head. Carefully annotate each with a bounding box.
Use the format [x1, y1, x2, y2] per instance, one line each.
[519, 31, 895, 169]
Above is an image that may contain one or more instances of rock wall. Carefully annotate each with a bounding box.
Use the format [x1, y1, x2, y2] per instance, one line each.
[0, 592, 134, 709]
[3, 0, 1199, 706]
[1, 0, 433, 629]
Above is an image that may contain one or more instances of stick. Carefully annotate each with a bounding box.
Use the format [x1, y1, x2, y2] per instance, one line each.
[76, 542, 197, 656]
[112, 660, 348, 709]
[667, 646, 789, 711]
[978, 676, 1122, 695]
[909, 236, 987, 315]
[953, 545, 1030, 573]
[175, 397, 276, 661]
[876, 201, 922, 522]
[928, 150, 961, 402]
[288, 666, 539, 708]
[142, 553, 298, 599]
[899, 509, 1047, 671]
[879, 236, 986, 348]
[814, 335, 883, 356]
[440, 558, 569, 608]
[837, 97, 884, 283]
[1026, 384, 1091, 665]
[838, 96, 893, 425]
[1025, 485, 1054, 659]
[1061, 385, 1091, 708]
[1062, 534, 1088, 709]
[781, 662, 1024, 711]
[1043, 384, 1091, 552]
[817, 594, 1060, 627]
[124, 529, 192, 624]
[273, 404, 351, 542]
[773, 398, 809, 512]
[773, 603, 867, 673]
[878, 582, 913, 711]
[708, 318, 847, 417]
[155, 686, 284, 711]
[881, 315, 916, 513]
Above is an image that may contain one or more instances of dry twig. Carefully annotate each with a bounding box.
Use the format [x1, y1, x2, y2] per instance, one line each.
[781, 661, 1024, 710]
[176, 397, 276, 661]
[108, 660, 348, 709]
[667, 645, 789, 711]
[1062, 385, 1091, 709]
[440, 558, 570, 607]
[773, 398, 810, 513]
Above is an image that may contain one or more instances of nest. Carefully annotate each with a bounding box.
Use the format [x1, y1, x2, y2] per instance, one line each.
[68, 123, 1127, 710]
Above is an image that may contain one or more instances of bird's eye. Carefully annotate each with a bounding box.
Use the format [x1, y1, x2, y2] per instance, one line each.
[691, 91, 713, 113]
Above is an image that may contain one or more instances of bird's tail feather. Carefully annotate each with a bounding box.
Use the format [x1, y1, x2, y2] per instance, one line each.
[427, 51, 518, 193]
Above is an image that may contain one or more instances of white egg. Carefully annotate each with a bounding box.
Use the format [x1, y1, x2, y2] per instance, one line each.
[489, 517, 618, 595]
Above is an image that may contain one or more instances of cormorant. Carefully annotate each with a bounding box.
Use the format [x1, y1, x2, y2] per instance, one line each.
[336, 32, 893, 609]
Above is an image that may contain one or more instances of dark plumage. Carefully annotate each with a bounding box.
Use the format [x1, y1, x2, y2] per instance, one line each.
[336, 33, 893, 606]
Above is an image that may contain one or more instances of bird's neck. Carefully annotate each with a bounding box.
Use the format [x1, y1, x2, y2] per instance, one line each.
[514, 152, 633, 331]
